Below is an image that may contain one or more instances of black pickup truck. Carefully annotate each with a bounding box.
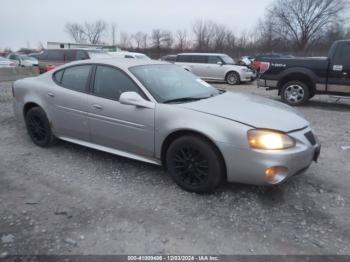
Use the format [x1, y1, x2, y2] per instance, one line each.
[257, 40, 350, 105]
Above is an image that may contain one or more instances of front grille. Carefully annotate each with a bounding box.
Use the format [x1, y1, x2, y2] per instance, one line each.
[305, 131, 316, 145]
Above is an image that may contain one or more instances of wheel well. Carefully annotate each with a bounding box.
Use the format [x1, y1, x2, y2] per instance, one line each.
[161, 130, 227, 178]
[23, 102, 40, 117]
[278, 73, 315, 95]
[225, 71, 240, 80]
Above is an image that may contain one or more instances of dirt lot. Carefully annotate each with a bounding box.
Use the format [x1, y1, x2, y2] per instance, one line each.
[0, 80, 349, 255]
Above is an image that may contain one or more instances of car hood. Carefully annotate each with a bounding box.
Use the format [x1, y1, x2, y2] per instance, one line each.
[179, 92, 309, 132]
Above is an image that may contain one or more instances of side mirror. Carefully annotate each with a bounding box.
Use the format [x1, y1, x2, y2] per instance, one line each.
[217, 61, 223, 66]
[119, 92, 155, 109]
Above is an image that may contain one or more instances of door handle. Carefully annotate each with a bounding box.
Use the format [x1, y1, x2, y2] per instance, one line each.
[333, 65, 343, 72]
[92, 104, 103, 110]
[47, 92, 55, 98]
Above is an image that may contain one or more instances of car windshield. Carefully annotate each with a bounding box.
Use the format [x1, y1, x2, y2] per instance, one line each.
[87, 51, 111, 59]
[220, 55, 235, 65]
[130, 64, 221, 103]
[20, 55, 36, 61]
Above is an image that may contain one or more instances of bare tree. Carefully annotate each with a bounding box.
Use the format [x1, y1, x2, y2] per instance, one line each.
[133, 31, 145, 49]
[65, 23, 86, 43]
[140, 32, 149, 49]
[111, 22, 117, 46]
[162, 30, 174, 48]
[213, 24, 229, 52]
[176, 29, 188, 51]
[192, 20, 216, 51]
[65, 21, 107, 44]
[151, 29, 163, 49]
[269, 0, 348, 52]
[119, 32, 132, 49]
[225, 31, 236, 52]
[84, 20, 107, 44]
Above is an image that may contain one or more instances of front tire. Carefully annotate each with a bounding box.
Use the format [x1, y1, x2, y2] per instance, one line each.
[281, 81, 310, 106]
[25, 107, 57, 147]
[226, 72, 240, 85]
[166, 135, 225, 193]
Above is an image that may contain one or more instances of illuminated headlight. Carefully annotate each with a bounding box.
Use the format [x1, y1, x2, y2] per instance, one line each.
[247, 129, 296, 150]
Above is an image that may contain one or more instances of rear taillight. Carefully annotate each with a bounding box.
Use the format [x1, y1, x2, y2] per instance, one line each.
[259, 62, 270, 74]
[46, 65, 56, 71]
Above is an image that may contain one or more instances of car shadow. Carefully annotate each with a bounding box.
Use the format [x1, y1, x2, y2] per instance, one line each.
[301, 99, 350, 112]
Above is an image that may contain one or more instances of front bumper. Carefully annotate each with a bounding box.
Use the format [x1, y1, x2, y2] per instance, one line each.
[217, 127, 320, 185]
[241, 71, 254, 82]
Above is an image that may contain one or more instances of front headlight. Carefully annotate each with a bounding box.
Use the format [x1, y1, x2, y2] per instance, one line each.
[242, 68, 251, 73]
[247, 129, 296, 150]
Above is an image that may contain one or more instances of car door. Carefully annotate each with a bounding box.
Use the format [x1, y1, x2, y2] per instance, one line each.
[203, 56, 224, 80]
[87, 65, 155, 158]
[44, 50, 66, 69]
[48, 65, 92, 141]
[328, 43, 350, 94]
[190, 55, 209, 78]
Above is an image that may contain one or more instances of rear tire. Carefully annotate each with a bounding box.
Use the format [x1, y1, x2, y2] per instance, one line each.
[226, 72, 240, 85]
[25, 107, 57, 147]
[166, 135, 225, 193]
[281, 81, 310, 106]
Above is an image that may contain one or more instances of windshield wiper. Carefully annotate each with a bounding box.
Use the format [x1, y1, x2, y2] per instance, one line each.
[163, 97, 205, 104]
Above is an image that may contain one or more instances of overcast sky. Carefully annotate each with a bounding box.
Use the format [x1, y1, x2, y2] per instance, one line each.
[0, 0, 274, 50]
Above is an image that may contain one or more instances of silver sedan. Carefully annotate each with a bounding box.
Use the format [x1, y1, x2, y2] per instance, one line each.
[13, 59, 321, 193]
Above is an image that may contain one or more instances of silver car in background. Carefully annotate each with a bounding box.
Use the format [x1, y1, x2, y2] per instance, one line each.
[0, 57, 17, 68]
[7, 54, 39, 67]
[13, 59, 320, 193]
[175, 53, 254, 85]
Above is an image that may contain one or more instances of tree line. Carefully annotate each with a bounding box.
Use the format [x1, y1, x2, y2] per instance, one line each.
[65, 0, 349, 59]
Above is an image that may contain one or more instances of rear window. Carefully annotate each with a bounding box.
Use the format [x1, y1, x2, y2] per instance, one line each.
[65, 50, 76, 61]
[76, 50, 89, 60]
[60, 65, 92, 92]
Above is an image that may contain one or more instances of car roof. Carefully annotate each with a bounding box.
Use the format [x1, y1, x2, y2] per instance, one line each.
[178, 53, 227, 56]
[59, 58, 169, 70]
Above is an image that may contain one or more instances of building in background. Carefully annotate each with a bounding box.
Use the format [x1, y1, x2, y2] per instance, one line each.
[47, 42, 121, 51]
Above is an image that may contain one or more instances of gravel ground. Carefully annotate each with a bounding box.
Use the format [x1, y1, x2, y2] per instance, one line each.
[0, 80, 349, 255]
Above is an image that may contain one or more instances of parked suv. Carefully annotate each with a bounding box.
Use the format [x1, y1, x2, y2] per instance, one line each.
[175, 53, 254, 85]
[31, 49, 111, 73]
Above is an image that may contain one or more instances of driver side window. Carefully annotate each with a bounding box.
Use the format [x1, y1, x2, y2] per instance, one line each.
[93, 66, 145, 101]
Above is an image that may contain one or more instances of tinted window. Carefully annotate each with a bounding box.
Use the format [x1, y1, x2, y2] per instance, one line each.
[47, 50, 65, 61]
[53, 70, 64, 83]
[38, 51, 48, 60]
[177, 55, 191, 63]
[208, 56, 221, 64]
[192, 55, 207, 63]
[65, 50, 76, 61]
[76, 50, 89, 60]
[339, 44, 350, 66]
[61, 65, 91, 92]
[93, 66, 143, 100]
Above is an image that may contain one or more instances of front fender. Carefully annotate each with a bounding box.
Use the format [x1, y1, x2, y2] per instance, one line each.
[155, 104, 251, 159]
